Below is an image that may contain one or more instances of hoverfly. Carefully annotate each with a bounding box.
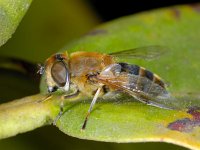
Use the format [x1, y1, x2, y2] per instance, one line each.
[39, 46, 172, 129]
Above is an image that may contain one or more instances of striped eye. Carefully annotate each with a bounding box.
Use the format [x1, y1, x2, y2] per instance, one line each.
[51, 61, 69, 88]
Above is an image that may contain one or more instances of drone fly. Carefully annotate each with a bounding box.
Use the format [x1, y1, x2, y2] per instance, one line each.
[40, 46, 172, 129]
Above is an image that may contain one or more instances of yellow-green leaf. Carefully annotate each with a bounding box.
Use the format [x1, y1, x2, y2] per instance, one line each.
[51, 4, 200, 150]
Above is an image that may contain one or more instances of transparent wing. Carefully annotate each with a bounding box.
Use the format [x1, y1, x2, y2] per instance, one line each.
[109, 45, 168, 60]
[97, 64, 174, 109]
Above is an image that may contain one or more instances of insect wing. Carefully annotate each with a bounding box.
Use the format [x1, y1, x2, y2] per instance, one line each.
[109, 45, 168, 60]
[97, 64, 174, 109]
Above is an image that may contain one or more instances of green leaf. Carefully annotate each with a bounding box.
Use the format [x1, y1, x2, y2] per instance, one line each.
[53, 4, 200, 150]
[0, 0, 32, 47]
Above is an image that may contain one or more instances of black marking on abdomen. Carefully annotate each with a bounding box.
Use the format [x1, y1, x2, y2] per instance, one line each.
[118, 63, 140, 75]
[118, 63, 166, 93]
[145, 70, 154, 81]
[153, 76, 165, 88]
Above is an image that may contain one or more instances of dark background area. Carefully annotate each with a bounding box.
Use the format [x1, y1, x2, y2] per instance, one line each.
[88, 0, 200, 21]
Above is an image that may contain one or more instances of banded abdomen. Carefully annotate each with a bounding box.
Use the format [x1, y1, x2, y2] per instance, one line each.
[118, 63, 168, 97]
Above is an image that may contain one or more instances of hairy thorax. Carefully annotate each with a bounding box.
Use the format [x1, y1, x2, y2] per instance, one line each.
[69, 51, 115, 96]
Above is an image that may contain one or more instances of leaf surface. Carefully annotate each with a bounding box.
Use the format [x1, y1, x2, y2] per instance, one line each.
[53, 4, 200, 150]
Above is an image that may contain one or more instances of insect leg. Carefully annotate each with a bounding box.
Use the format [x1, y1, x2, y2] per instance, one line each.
[36, 94, 52, 103]
[53, 90, 80, 125]
[53, 98, 64, 125]
[82, 87, 101, 130]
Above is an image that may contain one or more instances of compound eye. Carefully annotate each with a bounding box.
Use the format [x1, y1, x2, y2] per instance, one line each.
[51, 61, 69, 87]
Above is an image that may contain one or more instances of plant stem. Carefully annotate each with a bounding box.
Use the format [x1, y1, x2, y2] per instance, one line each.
[0, 94, 58, 139]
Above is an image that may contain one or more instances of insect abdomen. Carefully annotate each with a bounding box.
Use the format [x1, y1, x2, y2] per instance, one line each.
[138, 66, 165, 88]
[118, 63, 166, 95]
[119, 62, 140, 75]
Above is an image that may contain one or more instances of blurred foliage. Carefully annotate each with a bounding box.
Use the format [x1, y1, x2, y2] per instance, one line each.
[0, 57, 39, 103]
[0, 68, 38, 103]
[0, 0, 99, 63]
[0, 0, 32, 47]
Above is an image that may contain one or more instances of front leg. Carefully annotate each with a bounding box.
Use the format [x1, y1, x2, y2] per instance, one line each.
[53, 89, 80, 125]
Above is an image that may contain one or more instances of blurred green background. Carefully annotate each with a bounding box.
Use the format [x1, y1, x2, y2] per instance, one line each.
[0, 0, 198, 149]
